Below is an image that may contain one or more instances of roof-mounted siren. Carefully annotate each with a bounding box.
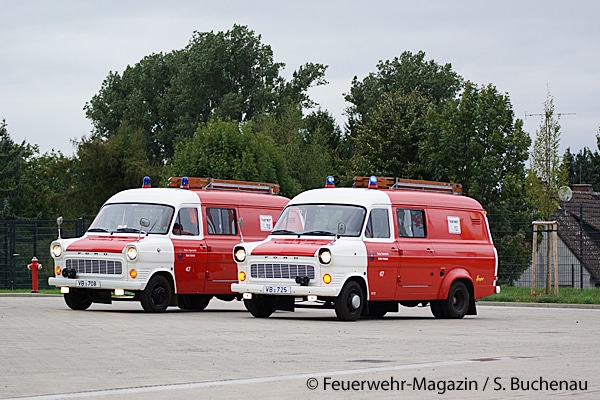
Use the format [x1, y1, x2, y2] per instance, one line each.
[142, 176, 151, 188]
[368, 175, 378, 189]
[180, 176, 190, 189]
[325, 175, 335, 188]
[558, 185, 573, 215]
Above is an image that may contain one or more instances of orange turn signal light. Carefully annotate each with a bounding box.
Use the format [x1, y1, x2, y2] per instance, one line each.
[238, 271, 246, 282]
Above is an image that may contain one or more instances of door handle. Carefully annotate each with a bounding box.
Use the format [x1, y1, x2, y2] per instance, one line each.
[391, 247, 403, 255]
[426, 248, 434, 253]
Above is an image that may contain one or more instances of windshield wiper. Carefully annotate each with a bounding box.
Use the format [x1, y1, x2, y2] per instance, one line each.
[87, 228, 109, 233]
[115, 227, 142, 233]
[301, 230, 335, 236]
[271, 229, 299, 236]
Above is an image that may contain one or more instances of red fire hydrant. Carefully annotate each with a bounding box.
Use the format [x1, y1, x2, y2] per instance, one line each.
[27, 257, 42, 293]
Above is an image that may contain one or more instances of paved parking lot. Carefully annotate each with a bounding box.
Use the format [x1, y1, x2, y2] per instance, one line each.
[0, 295, 598, 399]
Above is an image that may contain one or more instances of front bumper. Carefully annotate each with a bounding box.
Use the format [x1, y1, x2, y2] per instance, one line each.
[48, 277, 145, 291]
[231, 283, 340, 297]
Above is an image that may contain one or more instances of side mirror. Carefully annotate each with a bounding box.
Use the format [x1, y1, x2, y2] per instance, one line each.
[56, 216, 63, 239]
[237, 217, 245, 243]
[337, 222, 346, 235]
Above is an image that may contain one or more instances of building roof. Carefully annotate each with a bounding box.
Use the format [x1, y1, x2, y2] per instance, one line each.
[553, 184, 600, 283]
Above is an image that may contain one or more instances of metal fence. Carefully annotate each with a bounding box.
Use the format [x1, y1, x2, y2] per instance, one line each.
[495, 203, 599, 289]
[1, 204, 598, 290]
[0, 217, 92, 290]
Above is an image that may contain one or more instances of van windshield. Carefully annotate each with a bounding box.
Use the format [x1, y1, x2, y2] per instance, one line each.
[272, 204, 366, 237]
[88, 203, 174, 235]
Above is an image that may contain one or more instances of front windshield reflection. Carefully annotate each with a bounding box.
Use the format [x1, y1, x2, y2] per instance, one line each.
[88, 203, 174, 234]
[273, 204, 366, 237]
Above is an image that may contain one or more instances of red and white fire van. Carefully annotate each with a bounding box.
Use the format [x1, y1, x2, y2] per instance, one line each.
[49, 177, 288, 312]
[231, 176, 499, 321]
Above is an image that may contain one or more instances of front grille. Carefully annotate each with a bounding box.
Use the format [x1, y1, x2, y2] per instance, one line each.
[65, 259, 123, 275]
[250, 263, 315, 279]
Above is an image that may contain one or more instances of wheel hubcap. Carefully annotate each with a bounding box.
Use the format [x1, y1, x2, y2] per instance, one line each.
[349, 293, 361, 310]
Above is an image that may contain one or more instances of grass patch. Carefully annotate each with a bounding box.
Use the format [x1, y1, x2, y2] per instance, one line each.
[0, 288, 61, 295]
[481, 286, 600, 304]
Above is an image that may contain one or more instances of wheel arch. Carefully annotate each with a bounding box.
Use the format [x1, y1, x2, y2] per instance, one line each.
[437, 268, 476, 316]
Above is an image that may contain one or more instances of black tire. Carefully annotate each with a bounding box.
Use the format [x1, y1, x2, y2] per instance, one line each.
[334, 281, 364, 321]
[366, 301, 387, 318]
[440, 281, 470, 319]
[244, 295, 276, 318]
[140, 275, 172, 312]
[430, 300, 446, 319]
[64, 289, 93, 310]
[177, 294, 211, 311]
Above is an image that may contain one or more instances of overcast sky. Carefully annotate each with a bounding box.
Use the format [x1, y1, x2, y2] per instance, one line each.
[1, 0, 598, 157]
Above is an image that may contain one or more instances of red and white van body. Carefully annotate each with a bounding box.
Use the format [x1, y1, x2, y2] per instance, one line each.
[232, 183, 498, 321]
[49, 184, 288, 312]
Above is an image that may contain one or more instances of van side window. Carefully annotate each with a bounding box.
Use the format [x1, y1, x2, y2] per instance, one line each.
[173, 208, 199, 236]
[396, 208, 426, 238]
[365, 209, 390, 238]
[206, 208, 237, 235]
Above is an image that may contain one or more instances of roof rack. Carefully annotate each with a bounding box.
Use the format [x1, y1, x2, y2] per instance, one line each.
[353, 176, 462, 194]
[167, 177, 280, 195]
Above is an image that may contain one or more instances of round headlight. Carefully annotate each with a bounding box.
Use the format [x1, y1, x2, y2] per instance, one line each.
[234, 246, 246, 263]
[126, 245, 138, 261]
[318, 248, 332, 264]
[51, 243, 63, 258]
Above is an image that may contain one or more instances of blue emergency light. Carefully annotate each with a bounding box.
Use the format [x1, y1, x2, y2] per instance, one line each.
[181, 176, 189, 189]
[325, 175, 335, 188]
[368, 175, 378, 189]
[142, 176, 151, 188]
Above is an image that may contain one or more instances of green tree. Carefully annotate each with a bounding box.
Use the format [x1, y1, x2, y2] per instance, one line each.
[564, 134, 600, 191]
[422, 82, 532, 285]
[345, 50, 462, 134]
[0, 119, 32, 219]
[347, 90, 431, 180]
[66, 123, 158, 216]
[85, 25, 327, 164]
[526, 91, 568, 219]
[169, 118, 300, 197]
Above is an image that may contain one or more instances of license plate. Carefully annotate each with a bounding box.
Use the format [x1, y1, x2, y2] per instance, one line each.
[263, 285, 290, 294]
[76, 280, 100, 288]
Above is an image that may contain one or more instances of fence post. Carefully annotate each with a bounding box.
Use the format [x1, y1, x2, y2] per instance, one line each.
[579, 204, 583, 289]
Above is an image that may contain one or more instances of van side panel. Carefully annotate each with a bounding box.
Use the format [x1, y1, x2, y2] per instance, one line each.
[426, 207, 497, 299]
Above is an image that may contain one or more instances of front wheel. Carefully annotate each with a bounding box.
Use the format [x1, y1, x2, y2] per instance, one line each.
[334, 281, 364, 321]
[244, 295, 276, 318]
[64, 289, 93, 310]
[140, 275, 172, 312]
[440, 281, 470, 319]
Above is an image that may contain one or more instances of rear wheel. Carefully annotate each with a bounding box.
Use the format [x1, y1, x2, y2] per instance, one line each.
[140, 275, 172, 312]
[430, 300, 446, 319]
[177, 294, 212, 311]
[366, 301, 387, 318]
[244, 295, 276, 318]
[334, 281, 364, 321]
[64, 289, 93, 310]
[440, 281, 469, 319]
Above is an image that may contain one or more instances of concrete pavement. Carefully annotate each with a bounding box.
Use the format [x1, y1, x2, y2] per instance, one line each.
[0, 295, 598, 399]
